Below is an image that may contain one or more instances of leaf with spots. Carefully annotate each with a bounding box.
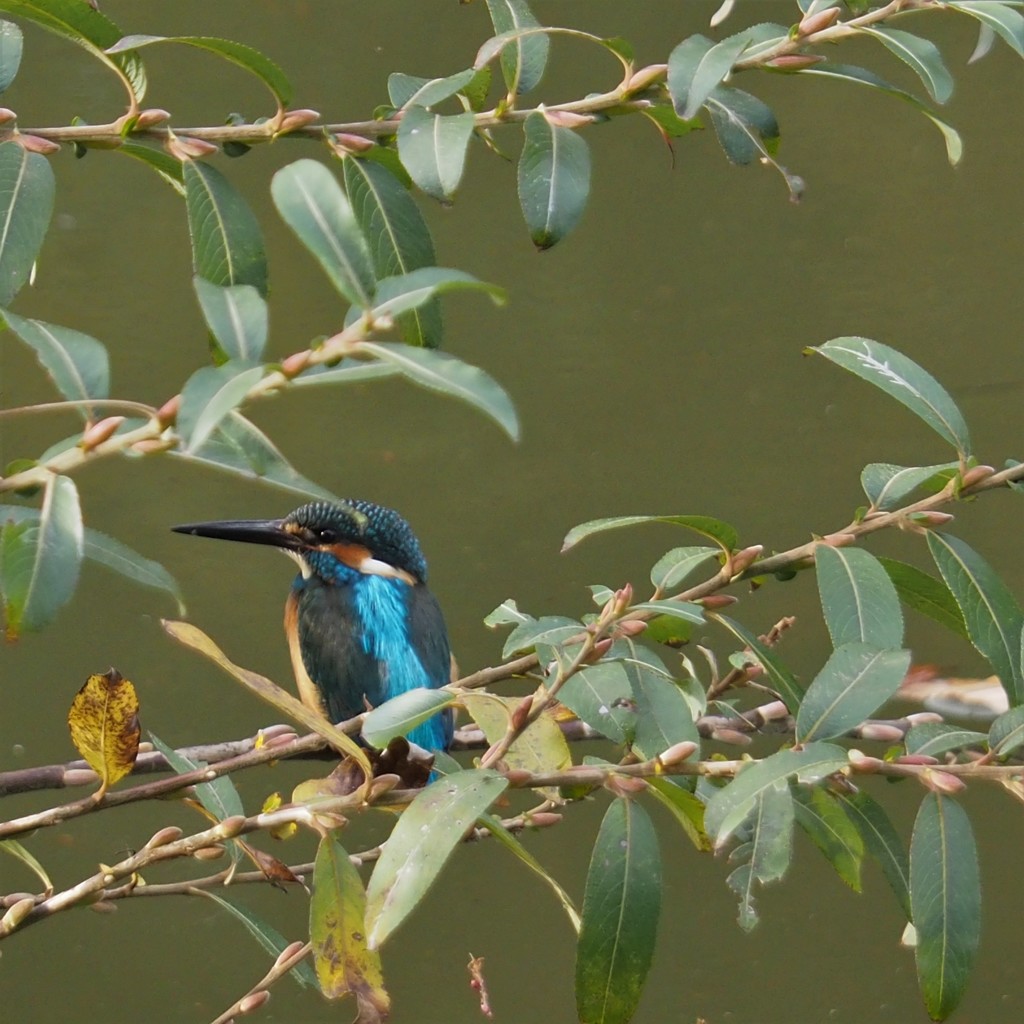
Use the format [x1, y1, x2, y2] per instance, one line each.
[311, 833, 390, 1019]
[67, 669, 140, 796]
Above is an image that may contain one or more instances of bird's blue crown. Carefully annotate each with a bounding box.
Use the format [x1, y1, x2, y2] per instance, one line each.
[285, 500, 429, 582]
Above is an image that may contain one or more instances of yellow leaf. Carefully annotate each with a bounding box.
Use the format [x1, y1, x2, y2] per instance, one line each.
[67, 669, 140, 796]
[311, 834, 390, 1021]
[463, 692, 572, 776]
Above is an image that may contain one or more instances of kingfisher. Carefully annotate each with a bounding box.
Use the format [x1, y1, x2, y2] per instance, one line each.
[173, 499, 454, 752]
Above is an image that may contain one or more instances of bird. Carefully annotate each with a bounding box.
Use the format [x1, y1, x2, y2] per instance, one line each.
[173, 499, 454, 752]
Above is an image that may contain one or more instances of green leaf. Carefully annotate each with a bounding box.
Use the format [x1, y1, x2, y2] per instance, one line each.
[107, 34, 292, 108]
[484, 597, 533, 628]
[815, 544, 904, 649]
[837, 788, 911, 918]
[575, 799, 661, 1024]
[82, 528, 184, 614]
[361, 688, 455, 748]
[927, 532, 1024, 705]
[193, 276, 268, 363]
[560, 661, 634, 744]
[117, 141, 185, 194]
[463, 693, 571, 781]
[906, 722, 987, 757]
[184, 160, 268, 295]
[626, 656, 699, 760]
[311, 834, 390, 1017]
[0, 142, 54, 306]
[501, 614, 581, 657]
[484, 0, 550, 94]
[877, 557, 968, 639]
[704, 743, 847, 848]
[284, 360, 399, 390]
[727, 780, 794, 931]
[397, 106, 475, 201]
[0, 19, 23, 93]
[712, 614, 805, 712]
[705, 87, 787, 184]
[364, 769, 508, 948]
[797, 643, 911, 744]
[812, 337, 971, 456]
[272, 159, 375, 307]
[911, 793, 980, 1020]
[861, 462, 958, 511]
[668, 32, 751, 120]
[201, 891, 317, 990]
[563, 514, 738, 554]
[1, 310, 109, 415]
[860, 26, 954, 103]
[357, 340, 519, 441]
[177, 411, 338, 500]
[343, 155, 441, 348]
[947, 1, 1024, 59]
[518, 111, 591, 250]
[388, 68, 476, 109]
[645, 777, 709, 850]
[797, 63, 963, 165]
[0, 836, 52, 893]
[988, 704, 1024, 756]
[177, 362, 265, 454]
[625, 600, 705, 626]
[0, 474, 81, 636]
[793, 786, 864, 892]
[968, 20, 997, 62]
[0, 0, 145, 100]
[148, 733, 244, 842]
[476, 814, 581, 931]
[371, 267, 505, 320]
[649, 546, 718, 591]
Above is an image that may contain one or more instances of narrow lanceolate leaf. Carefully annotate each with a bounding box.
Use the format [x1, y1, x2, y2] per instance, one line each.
[988, 704, 1024, 757]
[388, 68, 476, 109]
[117, 141, 185, 194]
[946, 1, 1024, 60]
[343, 156, 441, 347]
[627, 657, 700, 761]
[625, 600, 705, 625]
[370, 267, 505, 320]
[711, 614, 805, 713]
[815, 544, 904, 649]
[484, 0, 550, 94]
[860, 26, 954, 104]
[797, 643, 911, 744]
[201, 891, 317, 990]
[649, 546, 718, 591]
[477, 814, 581, 932]
[0, 474, 82, 636]
[272, 159, 375, 307]
[0, 837, 52, 894]
[796, 64, 963, 166]
[877, 558, 968, 640]
[861, 462, 958, 511]
[668, 32, 750, 120]
[575, 799, 661, 1024]
[149, 732, 244, 826]
[361, 687, 456, 748]
[184, 160, 267, 295]
[563, 514, 738, 554]
[559, 661, 634, 744]
[464, 692, 572, 777]
[67, 669, 140, 793]
[177, 362, 265, 454]
[177, 411, 338, 502]
[311, 834, 390, 1017]
[837, 788, 911, 919]
[1, 310, 109, 415]
[793, 786, 864, 892]
[107, 34, 292, 109]
[364, 769, 508, 948]
[397, 106, 475, 201]
[0, 141, 54, 305]
[906, 722, 987, 758]
[646, 778, 710, 851]
[518, 111, 591, 250]
[501, 614, 581, 657]
[812, 337, 971, 456]
[927, 532, 1024, 706]
[704, 743, 847, 848]
[358, 340, 519, 441]
[727, 780, 794, 931]
[0, 20, 23, 93]
[83, 529, 184, 613]
[193, 276, 268, 363]
[910, 793, 981, 1021]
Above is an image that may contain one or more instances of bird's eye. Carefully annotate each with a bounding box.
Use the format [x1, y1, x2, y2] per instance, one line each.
[316, 528, 337, 544]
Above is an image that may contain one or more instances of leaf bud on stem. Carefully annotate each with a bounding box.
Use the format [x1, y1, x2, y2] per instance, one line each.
[79, 416, 125, 451]
[797, 6, 840, 35]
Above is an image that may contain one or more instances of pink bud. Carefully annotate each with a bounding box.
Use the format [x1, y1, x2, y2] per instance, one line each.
[281, 351, 312, 378]
[698, 595, 737, 609]
[165, 135, 218, 160]
[216, 815, 247, 838]
[193, 844, 227, 861]
[919, 769, 966, 795]
[543, 109, 596, 129]
[510, 695, 533, 730]
[80, 416, 125, 452]
[156, 393, 181, 426]
[145, 826, 184, 849]
[961, 465, 995, 489]
[503, 769, 532, 786]
[858, 722, 906, 743]
[527, 811, 563, 828]
[658, 740, 698, 766]
[710, 728, 752, 746]
[238, 991, 271, 1014]
[615, 619, 647, 637]
[626, 65, 667, 93]
[134, 108, 172, 129]
[797, 7, 840, 35]
[331, 132, 375, 155]
[767, 54, 825, 69]
[0, 108, 16, 125]
[729, 544, 763, 575]
[848, 749, 883, 772]
[908, 511, 955, 528]
[895, 754, 940, 766]
[276, 109, 321, 134]
[16, 134, 60, 155]
[822, 532, 857, 547]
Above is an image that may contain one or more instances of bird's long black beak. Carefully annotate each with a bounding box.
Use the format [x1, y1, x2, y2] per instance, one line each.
[172, 518, 301, 550]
